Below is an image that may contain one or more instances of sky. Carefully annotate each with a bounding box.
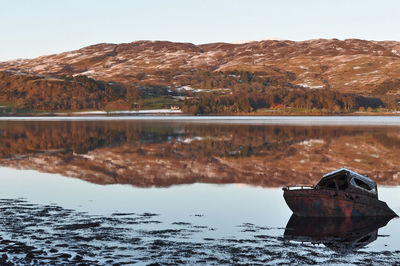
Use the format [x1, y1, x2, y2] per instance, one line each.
[1, 0, 400, 61]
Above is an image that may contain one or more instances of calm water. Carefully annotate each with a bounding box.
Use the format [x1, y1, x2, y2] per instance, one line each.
[0, 116, 399, 264]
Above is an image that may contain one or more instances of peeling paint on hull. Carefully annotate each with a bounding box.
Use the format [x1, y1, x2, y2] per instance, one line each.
[283, 189, 397, 217]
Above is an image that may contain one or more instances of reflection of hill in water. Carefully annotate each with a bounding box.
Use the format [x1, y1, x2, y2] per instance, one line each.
[1, 120, 400, 187]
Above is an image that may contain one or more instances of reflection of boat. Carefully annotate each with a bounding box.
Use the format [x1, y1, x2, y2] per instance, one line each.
[284, 214, 395, 251]
[283, 168, 397, 216]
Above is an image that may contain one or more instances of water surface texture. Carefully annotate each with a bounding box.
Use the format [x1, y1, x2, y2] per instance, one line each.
[0, 117, 399, 264]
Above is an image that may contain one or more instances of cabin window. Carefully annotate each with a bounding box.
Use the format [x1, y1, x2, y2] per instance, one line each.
[325, 180, 336, 189]
[320, 178, 336, 189]
[336, 175, 349, 190]
[318, 173, 350, 191]
[354, 178, 372, 191]
[319, 177, 337, 189]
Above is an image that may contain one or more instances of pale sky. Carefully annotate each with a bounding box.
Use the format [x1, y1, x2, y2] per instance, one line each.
[1, 0, 400, 61]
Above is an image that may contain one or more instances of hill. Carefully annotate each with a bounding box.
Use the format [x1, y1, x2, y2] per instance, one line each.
[1, 39, 400, 113]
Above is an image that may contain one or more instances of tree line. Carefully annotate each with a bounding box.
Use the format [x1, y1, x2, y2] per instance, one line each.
[182, 88, 385, 114]
[0, 71, 141, 111]
[0, 70, 398, 113]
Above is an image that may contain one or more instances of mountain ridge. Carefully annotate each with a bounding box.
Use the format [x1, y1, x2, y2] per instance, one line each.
[2, 38, 400, 93]
[1, 38, 400, 113]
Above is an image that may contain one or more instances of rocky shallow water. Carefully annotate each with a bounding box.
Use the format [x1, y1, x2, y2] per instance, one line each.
[0, 197, 398, 265]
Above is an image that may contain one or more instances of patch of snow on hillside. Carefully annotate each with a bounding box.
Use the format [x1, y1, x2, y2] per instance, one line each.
[392, 49, 400, 56]
[77, 70, 96, 76]
[91, 51, 108, 57]
[299, 139, 325, 146]
[344, 79, 362, 85]
[356, 70, 379, 76]
[298, 83, 324, 89]
[32, 65, 47, 71]
[176, 86, 195, 91]
[64, 52, 81, 58]
[206, 51, 223, 57]
[164, 51, 188, 57]
[180, 136, 204, 144]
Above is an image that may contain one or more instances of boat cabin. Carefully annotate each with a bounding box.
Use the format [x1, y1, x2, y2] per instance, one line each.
[316, 168, 377, 198]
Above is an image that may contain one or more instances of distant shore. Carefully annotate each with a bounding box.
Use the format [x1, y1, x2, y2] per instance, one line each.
[1, 108, 400, 117]
[1, 115, 400, 126]
[55, 109, 183, 116]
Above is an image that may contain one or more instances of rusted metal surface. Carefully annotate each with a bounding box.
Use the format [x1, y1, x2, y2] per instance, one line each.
[283, 168, 397, 217]
[283, 188, 397, 217]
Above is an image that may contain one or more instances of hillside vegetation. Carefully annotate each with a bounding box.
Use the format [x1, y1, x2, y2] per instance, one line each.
[0, 71, 141, 111]
[1, 39, 400, 113]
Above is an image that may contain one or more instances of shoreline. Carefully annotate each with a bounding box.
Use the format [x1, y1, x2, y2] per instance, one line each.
[1, 115, 400, 126]
[1, 109, 400, 117]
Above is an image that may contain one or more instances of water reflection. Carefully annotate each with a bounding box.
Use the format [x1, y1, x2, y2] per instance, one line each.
[284, 215, 395, 252]
[0, 120, 400, 187]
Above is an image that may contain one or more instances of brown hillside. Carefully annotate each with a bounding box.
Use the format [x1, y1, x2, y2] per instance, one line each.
[1, 39, 400, 96]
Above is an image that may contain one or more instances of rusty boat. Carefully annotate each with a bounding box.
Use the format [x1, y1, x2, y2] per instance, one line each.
[283, 168, 397, 217]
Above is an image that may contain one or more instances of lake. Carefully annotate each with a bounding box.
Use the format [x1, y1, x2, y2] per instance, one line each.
[0, 116, 399, 264]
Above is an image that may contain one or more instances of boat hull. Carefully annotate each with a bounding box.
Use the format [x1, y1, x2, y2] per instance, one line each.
[283, 188, 397, 217]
